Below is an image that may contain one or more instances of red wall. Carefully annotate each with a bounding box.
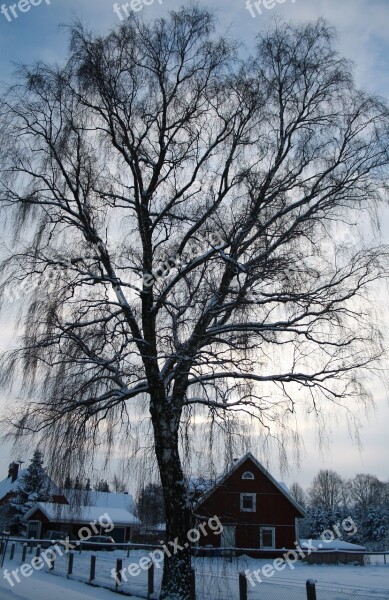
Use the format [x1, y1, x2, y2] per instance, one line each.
[196, 458, 303, 550]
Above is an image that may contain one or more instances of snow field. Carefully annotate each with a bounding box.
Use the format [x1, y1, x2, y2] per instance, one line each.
[2, 543, 389, 600]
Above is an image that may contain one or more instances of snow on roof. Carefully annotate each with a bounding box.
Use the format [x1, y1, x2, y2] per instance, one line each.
[24, 502, 140, 526]
[89, 491, 136, 512]
[300, 539, 366, 551]
[63, 490, 137, 513]
[278, 482, 290, 494]
[0, 469, 28, 500]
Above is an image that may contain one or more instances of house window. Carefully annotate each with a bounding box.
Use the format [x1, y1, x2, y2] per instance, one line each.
[260, 527, 275, 549]
[240, 493, 256, 512]
[242, 471, 254, 480]
[221, 525, 236, 548]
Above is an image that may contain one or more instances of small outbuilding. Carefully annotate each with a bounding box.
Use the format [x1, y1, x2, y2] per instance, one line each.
[24, 491, 140, 543]
[300, 539, 366, 566]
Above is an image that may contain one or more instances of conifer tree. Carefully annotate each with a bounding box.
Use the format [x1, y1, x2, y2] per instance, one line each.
[95, 479, 110, 493]
[9, 449, 51, 533]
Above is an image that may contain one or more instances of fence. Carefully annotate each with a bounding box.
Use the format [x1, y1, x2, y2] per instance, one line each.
[2, 538, 389, 600]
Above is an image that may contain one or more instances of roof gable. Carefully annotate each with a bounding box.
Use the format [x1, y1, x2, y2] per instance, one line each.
[196, 452, 305, 517]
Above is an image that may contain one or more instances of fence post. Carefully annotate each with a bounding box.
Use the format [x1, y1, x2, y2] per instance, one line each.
[306, 579, 317, 600]
[68, 552, 74, 577]
[49, 554, 55, 571]
[0, 532, 10, 568]
[29, 538, 35, 553]
[115, 558, 123, 590]
[22, 543, 27, 562]
[35, 545, 41, 558]
[239, 573, 247, 600]
[190, 567, 196, 600]
[90, 555, 96, 582]
[9, 543, 15, 560]
[148, 560, 154, 597]
[127, 543, 130, 558]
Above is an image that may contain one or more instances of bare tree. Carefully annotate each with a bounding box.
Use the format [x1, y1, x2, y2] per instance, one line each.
[309, 469, 345, 511]
[0, 8, 389, 598]
[289, 482, 307, 509]
[349, 473, 386, 511]
[137, 482, 165, 526]
[112, 474, 127, 493]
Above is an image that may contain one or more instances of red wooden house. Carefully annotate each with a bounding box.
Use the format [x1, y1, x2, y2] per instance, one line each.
[195, 452, 305, 556]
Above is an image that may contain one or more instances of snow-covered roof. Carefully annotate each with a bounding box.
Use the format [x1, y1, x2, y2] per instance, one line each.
[62, 489, 137, 514]
[300, 539, 366, 551]
[278, 482, 290, 494]
[0, 469, 28, 500]
[0, 469, 59, 502]
[24, 502, 140, 526]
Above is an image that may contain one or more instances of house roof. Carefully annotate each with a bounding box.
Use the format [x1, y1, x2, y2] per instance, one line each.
[300, 539, 366, 551]
[196, 452, 306, 517]
[0, 469, 60, 502]
[0, 469, 28, 501]
[63, 489, 137, 513]
[24, 502, 140, 526]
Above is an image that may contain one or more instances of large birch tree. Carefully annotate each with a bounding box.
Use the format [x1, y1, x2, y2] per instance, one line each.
[1, 7, 389, 598]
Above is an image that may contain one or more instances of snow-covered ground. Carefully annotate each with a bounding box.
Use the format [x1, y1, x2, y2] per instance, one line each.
[1, 544, 389, 600]
[0, 563, 143, 600]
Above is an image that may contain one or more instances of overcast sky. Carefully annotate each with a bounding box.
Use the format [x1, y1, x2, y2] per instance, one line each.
[0, 0, 388, 492]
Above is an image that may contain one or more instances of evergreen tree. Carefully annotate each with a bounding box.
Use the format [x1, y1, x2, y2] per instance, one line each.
[304, 506, 333, 539]
[63, 475, 73, 489]
[95, 479, 110, 492]
[73, 476, 84, 490]
[352, 503, 388, 548]
[348, 473, 389, 547]
[9, 449, 51, 534]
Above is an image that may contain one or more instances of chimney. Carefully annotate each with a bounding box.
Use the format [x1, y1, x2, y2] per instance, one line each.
[8, 462, 19, 483]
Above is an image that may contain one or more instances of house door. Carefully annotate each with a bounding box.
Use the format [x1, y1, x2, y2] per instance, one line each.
[221, 525, 235, 548]
[27, 521, 42, 539]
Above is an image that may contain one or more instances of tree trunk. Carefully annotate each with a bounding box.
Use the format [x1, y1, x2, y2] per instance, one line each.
[151, 399, 192, 600]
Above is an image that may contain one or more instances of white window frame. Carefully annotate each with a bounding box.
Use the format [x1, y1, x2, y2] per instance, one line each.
[242, 471, 254, 480]
[240, 492, 256, 512]
[260, 527, 275, 549]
